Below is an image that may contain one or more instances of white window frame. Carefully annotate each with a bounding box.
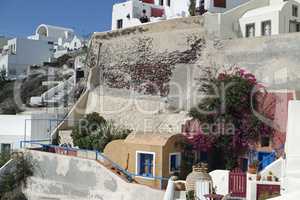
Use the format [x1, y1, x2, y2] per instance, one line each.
[135, 151, 156, 180]
[169, 152, 181, 174]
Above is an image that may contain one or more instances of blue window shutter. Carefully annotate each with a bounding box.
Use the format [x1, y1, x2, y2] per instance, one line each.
[171, 155, 176, 170]
[140, 154, 145, 175]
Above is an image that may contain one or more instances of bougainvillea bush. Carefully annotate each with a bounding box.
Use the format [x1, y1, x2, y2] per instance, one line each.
[188, 67, 274, 170]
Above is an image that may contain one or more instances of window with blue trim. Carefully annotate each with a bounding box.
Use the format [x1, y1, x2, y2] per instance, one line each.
[137, 153, 154, 177]
[170, 153, 181, 173]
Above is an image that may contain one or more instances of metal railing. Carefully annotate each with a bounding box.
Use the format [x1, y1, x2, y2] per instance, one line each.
[258, 144, 285, 172]
[20, 140, 169, 189]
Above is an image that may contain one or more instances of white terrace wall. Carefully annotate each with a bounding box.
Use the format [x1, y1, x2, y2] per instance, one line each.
[24, 150, 165, 200]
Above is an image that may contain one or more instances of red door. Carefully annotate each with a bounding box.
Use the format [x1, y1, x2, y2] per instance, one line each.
[229, 168, 247, 198]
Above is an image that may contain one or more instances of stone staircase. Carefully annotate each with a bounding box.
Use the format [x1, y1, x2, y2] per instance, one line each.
[30, 76, 75, 107]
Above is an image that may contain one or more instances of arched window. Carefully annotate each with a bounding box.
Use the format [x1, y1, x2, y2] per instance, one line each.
[37, 26, 47, 37]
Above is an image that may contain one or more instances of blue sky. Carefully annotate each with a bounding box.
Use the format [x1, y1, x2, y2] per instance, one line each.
[0, 0, 126, 37]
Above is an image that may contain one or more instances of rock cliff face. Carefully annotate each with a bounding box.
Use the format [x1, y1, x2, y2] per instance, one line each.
[88, 17, 205, 97]
[60, 16, 300, 136]
[89, 16, 300, 106]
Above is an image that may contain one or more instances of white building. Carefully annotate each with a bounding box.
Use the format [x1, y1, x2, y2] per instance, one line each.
[29, 24, 86, 52]
[205, 0, 251, 13]
[204, 0, 300, 39]
[240, 0, 300, 37]
[111, 0, 251, 30]
[0, 112, 64, 153]
[0, 36, 9, 53]
[0, 38, 54, 79]
[0, 24, 86, 79]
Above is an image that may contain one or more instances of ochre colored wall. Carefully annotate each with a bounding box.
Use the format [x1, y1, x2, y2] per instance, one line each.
[104, 140, 128, 168]
[162, 135, 187, 178]
[103, 135, 186, 189]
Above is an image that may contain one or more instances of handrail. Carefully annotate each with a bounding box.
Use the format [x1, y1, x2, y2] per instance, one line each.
[20, 141, 169, 188]
[257, 144, 285, 171]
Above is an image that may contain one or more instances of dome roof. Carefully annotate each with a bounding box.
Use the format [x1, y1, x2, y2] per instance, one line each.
[186, 163, 212, 192]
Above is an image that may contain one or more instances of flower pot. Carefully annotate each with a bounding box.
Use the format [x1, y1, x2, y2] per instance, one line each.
[267, 176, 273, 181]
[256, 175, 261, 181]
[248, 166, 257, 174]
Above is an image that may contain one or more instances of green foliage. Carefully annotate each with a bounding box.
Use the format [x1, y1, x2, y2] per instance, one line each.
[0, 154, 35, 200]
[0, 153, 10, 168]
[186, 190, 195, 200]
[188, 67, 272, 170]
[20, 74, 48, 105]
[0, 69, 7, 85]
[71, 113, 131, 152]
[189, 0, 196, 16]
[56, 54, 72, 67]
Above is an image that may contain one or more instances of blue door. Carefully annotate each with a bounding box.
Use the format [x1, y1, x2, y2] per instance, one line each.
[258, 152, 275, 171]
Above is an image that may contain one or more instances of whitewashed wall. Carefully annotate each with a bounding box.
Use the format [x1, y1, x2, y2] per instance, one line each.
[112, 1, 134, 30]
[205, 0, 250, 13]
[2, 38, 53, 78]
[239, 0, 300, 37]
[239, 10, 279, 37]
[209, 170, 229, 195]
[0, 115, 32, 150]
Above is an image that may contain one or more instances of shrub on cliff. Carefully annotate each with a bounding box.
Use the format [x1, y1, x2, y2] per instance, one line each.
[71, 113, 131, 151]
[0, 154, 35, 200]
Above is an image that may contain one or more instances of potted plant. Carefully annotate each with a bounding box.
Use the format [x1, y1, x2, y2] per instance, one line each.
[256, 174, 262, 181]
[248, 160, 259, 174]
[267, 171, 273, 181]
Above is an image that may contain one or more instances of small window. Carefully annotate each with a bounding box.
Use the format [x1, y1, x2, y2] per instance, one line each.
[261, 20, 271, 36]
[169, 153, 181, 173]
[200, 151, 208, 162]
[167, 0, 171, 7]
[159, 0, 164, 6]
[117, 19, 123, 29]
[289, 20, 300, 32]
[292, 5, 298, 17]
[246, 23, 255, 38]
[136, 152, 155, 178]
[214, 0, 226, 8]
[261, 136, 270, 147]
[1, 143, 11, 154]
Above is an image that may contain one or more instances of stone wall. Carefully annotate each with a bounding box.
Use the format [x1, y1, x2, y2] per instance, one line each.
[88, 16, 205, 95]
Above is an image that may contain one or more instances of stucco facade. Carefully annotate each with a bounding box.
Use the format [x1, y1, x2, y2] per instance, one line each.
[240, 0, 300, 37]
[111, 0, 250, 30]
[0, 112, 63, 152]
[0, 38, 53, 79]
[104, 133, 187, 189]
